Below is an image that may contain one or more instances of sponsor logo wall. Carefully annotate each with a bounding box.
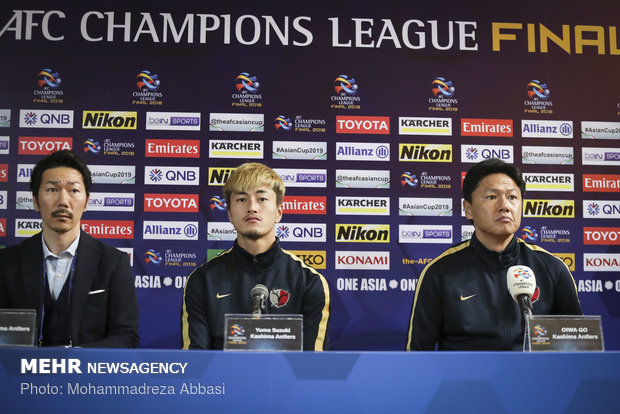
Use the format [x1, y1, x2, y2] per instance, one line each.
[0, 0, 619, 351]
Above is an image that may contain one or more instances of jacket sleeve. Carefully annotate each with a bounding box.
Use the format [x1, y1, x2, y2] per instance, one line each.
[82, 251, 139, 348]
[550, 257, 583, 315]
[301, 270, 330, 351]
[181, 267, 210, 349]
[406, 262, 442, 351]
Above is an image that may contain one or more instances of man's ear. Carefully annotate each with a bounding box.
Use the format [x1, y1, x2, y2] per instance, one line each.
[463, 199, 472, 220]
[33, 195, 39, 212]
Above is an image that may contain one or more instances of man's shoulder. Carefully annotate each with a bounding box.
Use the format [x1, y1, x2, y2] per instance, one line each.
[0, 233, 41, 258]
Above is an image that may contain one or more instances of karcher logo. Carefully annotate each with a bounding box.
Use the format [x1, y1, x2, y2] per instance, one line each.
[335, 224, 390, 243]
[523, 200, 575, 218]
[83, 111, 137, 129]
[208, 167, 236, 186]
[399, 144, 452, 162]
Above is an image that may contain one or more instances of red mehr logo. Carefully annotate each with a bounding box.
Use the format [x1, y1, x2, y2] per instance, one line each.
[144, 194, 199, 212]
[18, 137, 72, 155]
[461, 119, 513, 137]
[336, 116, 390, 134]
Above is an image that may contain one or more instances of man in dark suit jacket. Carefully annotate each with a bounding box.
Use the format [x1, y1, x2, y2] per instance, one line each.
[0, 150, 138, 347]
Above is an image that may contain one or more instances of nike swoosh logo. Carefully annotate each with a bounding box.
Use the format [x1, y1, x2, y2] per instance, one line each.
[460, 294, 476, 301]
[216, 293, 232, 299]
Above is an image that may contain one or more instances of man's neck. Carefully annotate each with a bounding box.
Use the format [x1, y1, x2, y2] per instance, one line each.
[237, 236, 275, 256]
[42, 228, 80, 255]
[476, 232, 514, 253]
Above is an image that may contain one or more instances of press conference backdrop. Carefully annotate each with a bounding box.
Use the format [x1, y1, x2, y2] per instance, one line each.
[0, 0, 619, 350]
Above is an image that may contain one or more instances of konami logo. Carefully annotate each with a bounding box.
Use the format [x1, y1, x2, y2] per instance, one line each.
[18, 137, 72, 155]
[81, 220, 134, 239]
[461, 118, 513, 137]
[145, 139, 200, 158]
[144, 194, 199, 212]
[583, 227, 620, 245]
[336, 116, 390, 134]
[583, 174, 620, 192]
[281, 196, 326, 215]
[335, 251, 390, 270]
[583, 253, 620, 272]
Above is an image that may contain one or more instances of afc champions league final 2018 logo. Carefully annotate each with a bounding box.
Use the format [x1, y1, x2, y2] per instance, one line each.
[133, 70, 163, 104]
[232, 72, 262, 107]
[33, 68, 64, 104]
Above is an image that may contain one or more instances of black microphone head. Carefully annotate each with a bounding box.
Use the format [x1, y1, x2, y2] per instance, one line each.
[250, 284, 269, 298]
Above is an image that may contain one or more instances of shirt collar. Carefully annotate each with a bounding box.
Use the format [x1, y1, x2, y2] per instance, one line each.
[41, 232, 81, 259]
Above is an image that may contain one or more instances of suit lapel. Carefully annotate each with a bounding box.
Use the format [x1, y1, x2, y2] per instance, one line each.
[70, 231, 101, 341]
[20, 233, 45, 312]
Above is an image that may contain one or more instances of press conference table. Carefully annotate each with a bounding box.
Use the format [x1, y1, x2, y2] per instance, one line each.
[1, 347, 619, 413]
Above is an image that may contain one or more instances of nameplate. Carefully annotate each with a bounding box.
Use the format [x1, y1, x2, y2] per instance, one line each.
[525, 315, 604, 352]
[0, 309, 36, 347]
[224, 314, 303, 351]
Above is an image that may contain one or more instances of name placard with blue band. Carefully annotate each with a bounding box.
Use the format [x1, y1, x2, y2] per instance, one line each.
[1, 348, 619, 413]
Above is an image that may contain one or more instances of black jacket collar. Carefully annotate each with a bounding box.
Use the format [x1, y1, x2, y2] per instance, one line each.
[470, 232, 519, 268]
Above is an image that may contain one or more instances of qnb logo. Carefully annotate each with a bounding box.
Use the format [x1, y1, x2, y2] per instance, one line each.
[83, 139, 101, 154]
[23, 112, 37, 125]
[465, 147, 479, 160]
[432, 77, 455, 98]
[149, 169, 163, 182]
[136, 70, 160, 91]
[587, 203, 601, 216]
[527, 80, 550, 100]
[520, 226, 538, 241]
[235, 72, 259, 93]
[210, 196, 226, 211]
[275, 115, 291, 131]
[276, 226, 291, 239]
[401, 172, 419, 187]
[334, 75, 358, 96]
[144, 249, 162, 264]
[37, 68, 61, 89]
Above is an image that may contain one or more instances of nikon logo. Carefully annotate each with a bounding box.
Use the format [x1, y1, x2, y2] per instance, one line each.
[208, 167, 236, 186]
[523, 200, 575, 218]
[335, 224, 390, 243]
[82, 111, 137, 129]
[399, 144, 452, 162]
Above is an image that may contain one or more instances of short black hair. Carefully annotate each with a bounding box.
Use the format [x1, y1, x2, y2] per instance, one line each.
[463, 159, 525, 202]
[30, 150, 92, 198]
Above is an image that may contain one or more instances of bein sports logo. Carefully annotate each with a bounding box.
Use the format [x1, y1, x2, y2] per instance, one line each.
[275, 115, 292, 131]
[136, 70, 160, 92]
[334, 75, 358, 96]
[520, 226, 538, 242]
[83, 139, 101, 154]
[527, 80, 550, 100]
[401, 172, 419, 187]
[144, 249, 162, 264]
[432, 77, 455, 98]
[235, 72, 259, 93]
[37, 68, 61, 89]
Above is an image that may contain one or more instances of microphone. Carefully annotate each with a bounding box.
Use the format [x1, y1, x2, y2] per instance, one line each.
[250, 284, 269, 315]
[506, 265, 536, 319]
